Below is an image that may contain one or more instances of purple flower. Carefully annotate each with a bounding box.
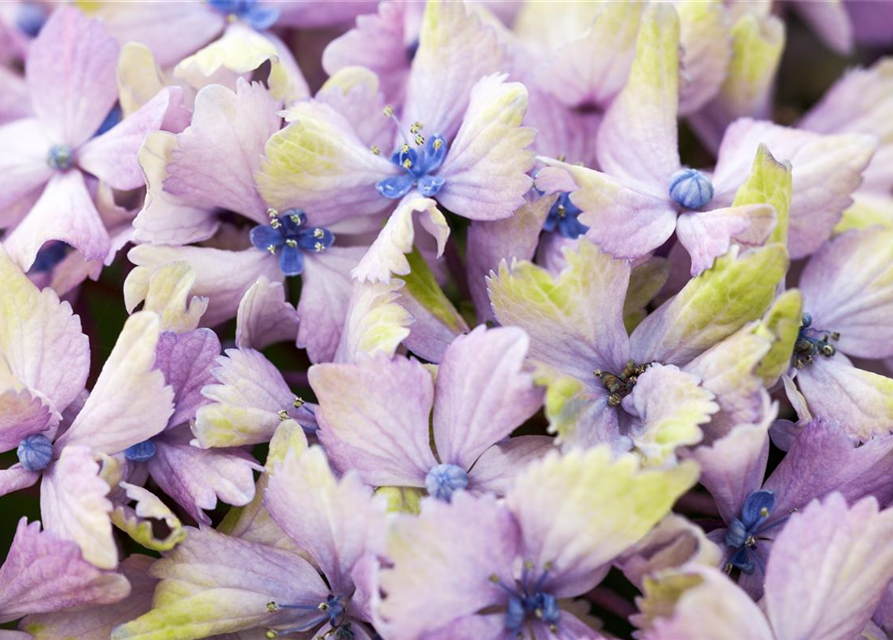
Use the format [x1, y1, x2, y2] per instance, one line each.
[309, 325, 547, 499]
[0, 8, 179, 273]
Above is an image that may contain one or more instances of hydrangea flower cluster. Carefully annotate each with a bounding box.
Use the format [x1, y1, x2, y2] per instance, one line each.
[1, 2, 893, 640]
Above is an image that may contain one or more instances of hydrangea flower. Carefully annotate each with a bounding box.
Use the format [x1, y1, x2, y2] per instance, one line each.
[113, 437, 387, 640]
[0, 8, 179, 272]
[488, 238, 788, 459]
[308, 326, 546, 500]
[378, 447, 697, 638]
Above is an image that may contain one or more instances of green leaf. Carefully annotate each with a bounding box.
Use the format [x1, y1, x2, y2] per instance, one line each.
[732, 143, 793, 247]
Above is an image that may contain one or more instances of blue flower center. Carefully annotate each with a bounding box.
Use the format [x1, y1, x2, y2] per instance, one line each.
[793, 312, 839, 369]
[47, 144, 74, 171]
[544, 192, 588, 239]
[207, 0, 280, 30]
[17, 434, 53, 472]
[424, 463, 469, 502]
[491, 562, 561, 634]
[668, 168, 713, 210]
[124, 439, 157, 463]
[724, 490, 788, 575]
[16, 2, 47, 37]
[375, 109, 448, 200]
[265, 594, 348, 637]
[250, 208, 335, 277]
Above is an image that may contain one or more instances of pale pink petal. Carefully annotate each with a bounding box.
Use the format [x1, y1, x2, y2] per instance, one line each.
[765, 494, 893, 640]
[537, 162, 678, 260]
[378, 493, 519, 640]
[792, 0, 853, 54]
[0, 66, 32, 125]
[57, 312, 174, 455]
[26, 8, 119, 147]
[0, 118, 53, 213]
[0, 390, 52, 454]
[798, 227, 893, 359]
[530, 2, 642, 109]
[466, 435, 554, 496]
[595, 4, 681, 196]
[127, 245, 283, 328]
[78, 88, 182, 191]
[712, 118, 876, 259]
[433, 326, 543, 470]
[315, 67, 391, 150]
[21, 555, 157, 640]
[436, 74, 535, 221]
[149, 426, 258, 525]
[465, 196, 550, 322]
[676, 204, 776, 276]
[89, 2, 224, 68]
[0, 518, 129, 623]
[154, 329, 221, 428]
[524, 87, 601, 167]
[40, 446, 116, 569]
[0, 465, 40, 499]
[322, 1, 423, 104]
[4, 170, 109, 271]
[298, 246, 366, 364]
[0, 243, 90, 414]
[132, 132, 220, 246]
[265, 446, 386, 596]
[164, 80, 281, 224]
[309, 354, 437, 487]
[235, 276, 299, 350]
[402, 0, 505, 142]
[795, 355, 893, 442]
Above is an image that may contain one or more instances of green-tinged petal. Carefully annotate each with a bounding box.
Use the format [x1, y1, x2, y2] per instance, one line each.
[173, 24, 307, 103]
[402, 246, 467, 334]
[0, 244, 90, 414]
[351, 195, 449, 284]
[676, 0, 733, 115]
[256, 106, 395, 223]
[618, 514, 723, 590]
[538, 368, 586, 438]
[507, 448, 699, 596]
[110, 528, 328, 640]
[335, 280, 412, 364]
[731, 143, 792, 247]
[690, 12, 785, 150]
[624, 364, 717, 464]
[684, 324, 773, 441]
[631, 244, 789, 366]
[375, 486, 423, 515]
[835, 195, 893, 233]
[635, 567, 773, 640]
[624, 257, 670, 333]
[753, 289, 802, 386]
[111, 483, 186, 552]
[218, 420, 307, 551]
[117, 43, 167, 117]
[488, 239, 630, 381]
[123, 262, 208, 333]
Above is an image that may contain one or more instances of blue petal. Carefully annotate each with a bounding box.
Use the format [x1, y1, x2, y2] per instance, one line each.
[124, 440, 157, 463]
[505, 597, 526, 630]
[540, 594, 561, 624]
[208, 0, 242, 13]
[243, 4, 279, 29]
[741, 490, 775, 528]
[16, 3, 47, 37]
[424, 463, 469, 502]
[417, 174, 445, 197]
[93, 104, 122, 138]
[420, 135, 447, 174]
[279, 209, 307, 235]
[558, 214, 589, 240]
[279, 244, 305, 276]
[728, 547, 755, 574]
[376, 173, 416, 200]
[297, 227, 335, 252]
[250, 224, 284, 251]
[724, 519, 748, 549]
